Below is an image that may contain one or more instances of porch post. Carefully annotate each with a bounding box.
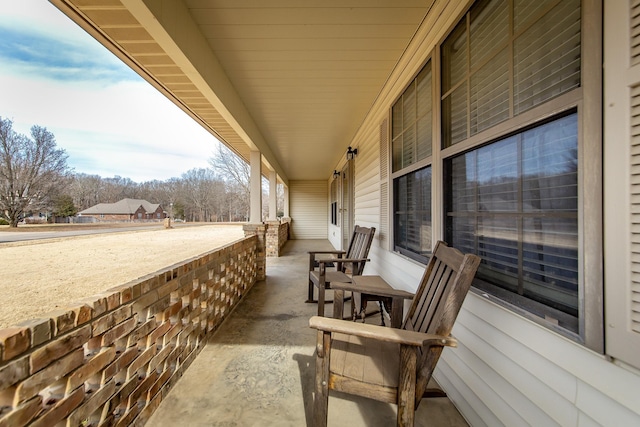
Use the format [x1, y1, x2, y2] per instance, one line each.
[283, 185, 290, 218]
[249, 150, 262, 223]
[244, 150, 266, 279]
[268, 169, 277, 221]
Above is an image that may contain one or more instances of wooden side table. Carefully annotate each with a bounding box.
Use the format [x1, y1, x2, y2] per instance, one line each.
[331, 275, 414, 328]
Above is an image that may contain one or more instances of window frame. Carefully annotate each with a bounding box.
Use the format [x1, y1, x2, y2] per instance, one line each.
[389, 58, 437, 262]
[385, 0, 602, 351]
[393, 165, 433, 263]
[444, 108, 582, 338]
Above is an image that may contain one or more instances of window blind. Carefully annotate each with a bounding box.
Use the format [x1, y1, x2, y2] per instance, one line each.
[514, 0, 558, 31]
[470, 48, 510, 135]
[513, 0, 581, 114]
[417, 69, 432, 161]
[380, 118, 389, 248]
[442, 0, 581, 147]
[394, 166, 432, 262]
[469, 0, 508, 68]
[393, 65, 432, 172]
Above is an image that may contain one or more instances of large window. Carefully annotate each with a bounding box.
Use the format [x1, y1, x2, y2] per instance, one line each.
[438, 0, 595, 343]
[445, 112, 579, 331]
[392, 62, 432, 261]
[386, 0, 600, 346]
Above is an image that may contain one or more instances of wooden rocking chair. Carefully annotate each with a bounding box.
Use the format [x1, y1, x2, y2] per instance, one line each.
[309, 241, 480, 426]
[307, 225, 375, 317]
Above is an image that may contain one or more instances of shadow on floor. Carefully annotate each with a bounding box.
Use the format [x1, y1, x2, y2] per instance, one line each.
[145, 240, 468, 427]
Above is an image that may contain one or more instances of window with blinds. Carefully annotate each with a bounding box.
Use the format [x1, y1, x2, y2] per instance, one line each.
[392, 64, 432, 172]
[380, 119, 389, 248]
[442, 0, 581, 148]
[445, 112, 579, 331]
[391, 61, 433, 261]
[394, 166, 432, 263]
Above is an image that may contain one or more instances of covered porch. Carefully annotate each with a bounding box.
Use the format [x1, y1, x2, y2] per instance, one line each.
[25, 0, 640, 425]
[145, 239, 467, 427]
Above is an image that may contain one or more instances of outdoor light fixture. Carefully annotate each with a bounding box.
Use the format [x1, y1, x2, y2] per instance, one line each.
[333, 170, 340, 179]
[346, 146, 358, 160]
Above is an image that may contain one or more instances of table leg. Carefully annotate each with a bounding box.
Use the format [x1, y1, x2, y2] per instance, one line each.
[390, 297, 404, 328]
[333, 289, 345, 319]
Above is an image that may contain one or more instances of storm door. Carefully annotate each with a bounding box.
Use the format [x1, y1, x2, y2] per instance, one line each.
[341, 161, 354, 250]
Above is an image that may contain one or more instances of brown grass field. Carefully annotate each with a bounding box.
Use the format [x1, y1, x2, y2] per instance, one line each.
[0, 223, 245, 328]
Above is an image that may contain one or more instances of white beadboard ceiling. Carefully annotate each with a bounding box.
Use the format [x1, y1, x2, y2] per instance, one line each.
[50, 0, 433, 182]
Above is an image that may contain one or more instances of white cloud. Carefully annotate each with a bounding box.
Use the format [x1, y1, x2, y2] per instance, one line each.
[0, 0, 221, 182]
[2, 1, 79, 37]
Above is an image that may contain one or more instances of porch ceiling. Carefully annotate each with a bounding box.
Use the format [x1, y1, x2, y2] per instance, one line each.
[50, 0, 433, 183]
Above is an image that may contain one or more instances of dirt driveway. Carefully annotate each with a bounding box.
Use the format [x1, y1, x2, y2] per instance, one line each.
[0, 224, 245, 328]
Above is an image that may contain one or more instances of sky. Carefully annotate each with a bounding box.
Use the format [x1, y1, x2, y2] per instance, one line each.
[0, 1, 221, 183]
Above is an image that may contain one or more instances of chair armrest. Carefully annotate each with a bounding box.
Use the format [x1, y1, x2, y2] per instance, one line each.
[308, 251, 346, 255]
[309, 316, 456, 348]
[316, 258, 369, 264]
[331, 282, 414, 299]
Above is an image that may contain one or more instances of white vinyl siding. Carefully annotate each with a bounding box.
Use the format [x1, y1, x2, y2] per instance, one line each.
[288, 180, 327, 239]
[353, 120, 382, 233]
[440, 296, 640, 426]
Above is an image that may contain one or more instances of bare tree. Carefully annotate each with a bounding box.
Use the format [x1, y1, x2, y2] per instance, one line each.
[70, 173, 104, 211]
[209, 144, 250, 213]
[0, 117, 70, 227]
[181, 168, 224, 222]
[101, 176, 140, 202]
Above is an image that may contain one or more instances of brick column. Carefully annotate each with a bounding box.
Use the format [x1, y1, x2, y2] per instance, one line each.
[265, 221, 281, 257]
[243, 223, 266, 280]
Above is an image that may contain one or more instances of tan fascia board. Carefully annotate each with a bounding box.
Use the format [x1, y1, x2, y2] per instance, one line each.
[123, 0, 287, 185]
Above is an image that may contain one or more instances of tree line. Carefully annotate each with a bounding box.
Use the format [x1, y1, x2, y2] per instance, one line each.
[0, 117, 279, 227]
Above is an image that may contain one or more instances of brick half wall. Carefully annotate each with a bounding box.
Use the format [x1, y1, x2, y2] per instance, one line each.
[0, 235, 258, 427]
[265, 219, 290, 257]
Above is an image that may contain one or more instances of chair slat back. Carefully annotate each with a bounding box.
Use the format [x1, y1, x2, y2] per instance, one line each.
[403, 241, 479, 336]
[401, 241, 480, 404]
[342, 226, 376, 275]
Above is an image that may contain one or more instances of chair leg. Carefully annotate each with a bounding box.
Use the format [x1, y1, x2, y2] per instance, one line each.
[350, 293, 357, 322]
[313, 331, 330, 427]
[423, 388, 447, 398]
[397, 346, 417, 426]
[360, 301, 367, 323]
[317, 284, 325, 317]
[306, 277, 316, 303]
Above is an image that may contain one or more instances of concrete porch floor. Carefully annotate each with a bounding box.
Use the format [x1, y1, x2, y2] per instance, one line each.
[146, 240, 469, 427]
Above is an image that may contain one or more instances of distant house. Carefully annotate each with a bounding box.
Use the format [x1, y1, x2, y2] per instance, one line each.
[78, 198, 166, 222]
